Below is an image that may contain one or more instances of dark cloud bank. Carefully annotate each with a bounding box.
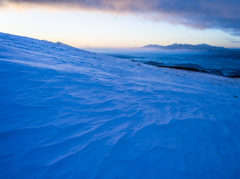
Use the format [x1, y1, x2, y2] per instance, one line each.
[1, 0, 240, 36]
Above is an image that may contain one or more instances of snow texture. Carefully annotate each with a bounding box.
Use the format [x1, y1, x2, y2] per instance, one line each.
[0, 32, 240, 179]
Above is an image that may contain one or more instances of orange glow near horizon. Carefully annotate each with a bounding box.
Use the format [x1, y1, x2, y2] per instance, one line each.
[1, 5, 240, 48]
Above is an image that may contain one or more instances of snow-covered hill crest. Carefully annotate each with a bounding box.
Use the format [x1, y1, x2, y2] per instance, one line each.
[0, 32, 240, 178]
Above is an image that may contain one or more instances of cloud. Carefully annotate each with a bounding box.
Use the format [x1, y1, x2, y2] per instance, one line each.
[224, 38, 240, 44]
[230, 40, 240, 44]
[1, 0, 240, 36]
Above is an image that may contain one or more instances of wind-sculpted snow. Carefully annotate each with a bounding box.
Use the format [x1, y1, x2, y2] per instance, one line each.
[0, 32, 240, 178]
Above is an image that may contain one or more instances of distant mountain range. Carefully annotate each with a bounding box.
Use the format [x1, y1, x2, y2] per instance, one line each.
[143, 43, 219, 51]
[143, 43, 240, 60]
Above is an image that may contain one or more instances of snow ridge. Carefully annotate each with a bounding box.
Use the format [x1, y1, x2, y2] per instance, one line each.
[0, 32, 240, 178]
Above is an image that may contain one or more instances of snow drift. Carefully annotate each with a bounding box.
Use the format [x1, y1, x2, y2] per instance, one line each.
[0, 32, 240, 178]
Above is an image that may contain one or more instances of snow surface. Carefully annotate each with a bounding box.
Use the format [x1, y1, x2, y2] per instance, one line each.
[0, 32, 240, 178]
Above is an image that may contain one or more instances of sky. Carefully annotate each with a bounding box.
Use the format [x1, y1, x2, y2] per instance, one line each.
[0, 0, 240, 48]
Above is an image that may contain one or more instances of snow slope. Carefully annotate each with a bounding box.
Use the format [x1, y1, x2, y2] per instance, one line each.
[0, 32, 240, 179]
